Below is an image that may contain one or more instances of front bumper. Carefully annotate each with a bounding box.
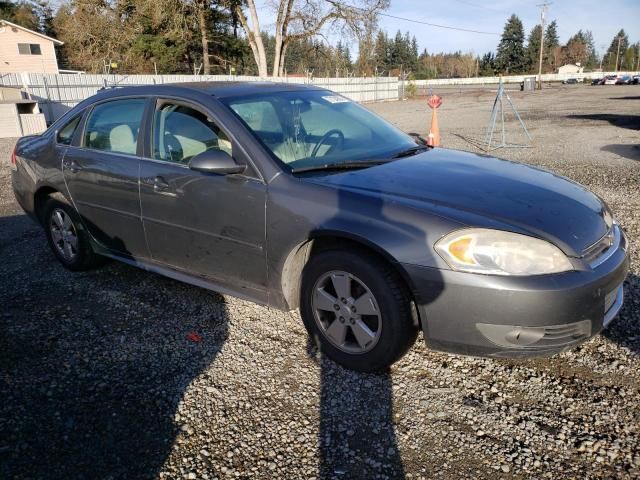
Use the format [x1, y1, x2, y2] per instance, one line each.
[403, 228, 630, 358]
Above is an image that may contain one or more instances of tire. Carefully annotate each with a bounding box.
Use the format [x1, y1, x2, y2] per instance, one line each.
[300, 249, 418, 372]
[42, 194, 102, 271]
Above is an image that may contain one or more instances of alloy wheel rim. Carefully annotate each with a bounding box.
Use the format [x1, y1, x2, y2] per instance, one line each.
[49, 208, 78, 262]
[311, 270, 382, 354]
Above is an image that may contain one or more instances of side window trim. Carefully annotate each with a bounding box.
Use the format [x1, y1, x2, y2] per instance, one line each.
[55, 112, 84, 147]
[80, 96, 148, 157]
[149, 96, 264, 182]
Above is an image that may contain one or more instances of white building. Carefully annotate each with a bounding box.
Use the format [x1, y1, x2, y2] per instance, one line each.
[0, 19, 63, 74]
[557, 63, 584, 74]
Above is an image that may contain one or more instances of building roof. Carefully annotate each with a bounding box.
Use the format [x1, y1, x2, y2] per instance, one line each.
[0, 19, 64, 46]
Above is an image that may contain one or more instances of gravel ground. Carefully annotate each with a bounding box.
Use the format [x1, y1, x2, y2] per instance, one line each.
[1, 85, 639, 480]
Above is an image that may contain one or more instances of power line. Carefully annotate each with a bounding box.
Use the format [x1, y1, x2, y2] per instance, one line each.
[335, 2, 501, 36]
[375, 11, 501, 36]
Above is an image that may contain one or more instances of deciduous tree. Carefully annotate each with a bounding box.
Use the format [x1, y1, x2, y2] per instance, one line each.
[235, 0, 387, 77]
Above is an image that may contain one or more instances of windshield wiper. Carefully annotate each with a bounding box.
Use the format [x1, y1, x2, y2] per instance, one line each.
[291, 160, 392, 174]
[392, 145, 430, 159]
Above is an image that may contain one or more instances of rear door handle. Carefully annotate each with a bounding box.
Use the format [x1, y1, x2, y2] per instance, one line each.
[153, 176, 170, 193]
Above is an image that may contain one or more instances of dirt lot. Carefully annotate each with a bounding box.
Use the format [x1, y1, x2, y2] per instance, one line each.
[1, 85, 639, 480]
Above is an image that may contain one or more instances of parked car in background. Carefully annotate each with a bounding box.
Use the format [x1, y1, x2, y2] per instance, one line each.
[10, 82, 630, 372]
[562, 78, 578, 85]
[591, 78, 605, 85]
[604, 75, 618, 85]
[615, 75, 632, 85]
[633, 75, 640, 85]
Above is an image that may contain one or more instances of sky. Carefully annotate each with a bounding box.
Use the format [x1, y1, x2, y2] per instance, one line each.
[257, 0, 640, 57]
[377, 0, 640, 56]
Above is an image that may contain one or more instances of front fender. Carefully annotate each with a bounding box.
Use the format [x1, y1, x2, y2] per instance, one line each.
[266, 174, 461, 308]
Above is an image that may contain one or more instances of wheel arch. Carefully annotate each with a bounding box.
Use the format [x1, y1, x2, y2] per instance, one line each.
[279, 230, 421, 322]
[33, 185, 63, 224]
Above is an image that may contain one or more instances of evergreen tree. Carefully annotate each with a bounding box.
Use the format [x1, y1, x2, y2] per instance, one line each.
[604, 29, 629, 70]
[1, 0, 52, 33]
[526, 25, 542, 73]
[544, 20, 560, 71]
[495, 14, 526, 74]
[344, 46, 352, 66]
[625, 42, 639, 71]
[479, 52, 496, 76]
[373, 30, 389, 73]
[582, 30, 598, 68]
[410, 35, 419, 72]
[389, 30, 404, 70]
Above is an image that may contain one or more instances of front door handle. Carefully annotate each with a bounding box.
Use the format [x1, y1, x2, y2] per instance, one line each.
[63, 159, 80, 173]
[153, 176, 170, 193]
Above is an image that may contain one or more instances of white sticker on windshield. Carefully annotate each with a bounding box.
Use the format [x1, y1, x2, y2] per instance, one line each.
[322, 95, 350, 104]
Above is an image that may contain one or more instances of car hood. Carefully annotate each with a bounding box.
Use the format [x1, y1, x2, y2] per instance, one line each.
[305, 149, 609, 256]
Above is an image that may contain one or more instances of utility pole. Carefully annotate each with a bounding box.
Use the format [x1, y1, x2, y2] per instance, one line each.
[536, 2, 551, 90]
[615, 36, 622, 72]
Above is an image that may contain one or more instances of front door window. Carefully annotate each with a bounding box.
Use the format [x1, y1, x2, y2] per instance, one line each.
[153, 103, 232, 164]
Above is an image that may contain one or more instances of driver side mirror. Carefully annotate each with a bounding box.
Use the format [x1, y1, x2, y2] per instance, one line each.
[189, 149, 246, 175]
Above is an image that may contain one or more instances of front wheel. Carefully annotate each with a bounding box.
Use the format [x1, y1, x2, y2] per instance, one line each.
[300, 250, 418, 372]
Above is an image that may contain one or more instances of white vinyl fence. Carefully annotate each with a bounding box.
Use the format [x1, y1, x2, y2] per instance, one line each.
[414, 71, 639, 87]
[0, 73, 399, 123]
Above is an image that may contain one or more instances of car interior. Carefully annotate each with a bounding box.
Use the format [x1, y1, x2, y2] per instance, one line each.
[154, 104, 232, 164]
[229, 96, 373, 165]
[84, 99, 146, 155]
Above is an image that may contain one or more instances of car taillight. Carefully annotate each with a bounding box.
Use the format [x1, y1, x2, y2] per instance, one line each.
[10, 144, 17, 171]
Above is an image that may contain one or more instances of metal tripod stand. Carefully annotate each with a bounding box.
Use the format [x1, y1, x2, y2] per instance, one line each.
[482, 79, 532, 151]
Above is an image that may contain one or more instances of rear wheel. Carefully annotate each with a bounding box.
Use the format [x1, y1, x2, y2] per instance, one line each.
[301, 249, 418, 372]
[43, 195, 102, 271]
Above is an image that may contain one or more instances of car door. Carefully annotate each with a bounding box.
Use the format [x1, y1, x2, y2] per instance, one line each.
[62, 97, 149, 258]
[139, 98, 267, 295]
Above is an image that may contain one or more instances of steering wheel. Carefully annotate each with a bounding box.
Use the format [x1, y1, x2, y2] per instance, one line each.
[310, 129, 344, 158]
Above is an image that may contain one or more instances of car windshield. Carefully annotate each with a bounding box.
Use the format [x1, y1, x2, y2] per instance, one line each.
[221, 89, 418, 171]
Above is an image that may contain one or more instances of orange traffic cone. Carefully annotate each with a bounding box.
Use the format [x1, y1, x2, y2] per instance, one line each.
[427, 108, 440, 147]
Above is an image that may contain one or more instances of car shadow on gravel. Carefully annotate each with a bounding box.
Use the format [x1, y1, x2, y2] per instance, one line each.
[565, 114, 640, 130]
[603, 273, 640, 355]
[307, 340, 406, 479]
[0, 213, 230, 479]
[601, 144, 640, 161]
[302, 174, 445, 480]
[608, 96, 640, 101]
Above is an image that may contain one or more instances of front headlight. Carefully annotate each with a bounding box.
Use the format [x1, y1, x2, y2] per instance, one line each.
[435, 228, 573, 276]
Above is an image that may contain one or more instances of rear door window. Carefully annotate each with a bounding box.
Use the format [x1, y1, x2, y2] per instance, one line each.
[84, 99, 146, 155]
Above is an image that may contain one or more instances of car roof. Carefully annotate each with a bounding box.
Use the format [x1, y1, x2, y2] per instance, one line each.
[93, 81, 325, 100]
